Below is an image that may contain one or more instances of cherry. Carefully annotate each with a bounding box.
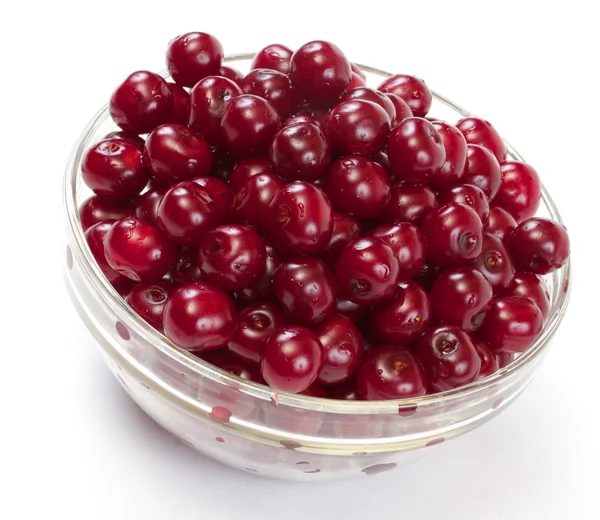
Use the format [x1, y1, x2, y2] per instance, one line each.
[384, 93, 413, 125]
[242, 69, 296, 117]
[282, 113, 321, 128]
[313, 314, 364, 384]
[229, 158, 274, 193]
[197, 224, 266, 291]
[371, 281, 431, 343]
[79, 196, 135, 231]
[289, 40, 351, 104]
[377, 74, 432, 118]
[473, 340, 499, 380]
[163, 281, 237, 351]
[157, 181, 222, 246]
[192, 177, 232, 222]
[509, 217, 570, 274]
[503, 272, 551, 321]
[325, 100, 390, 156]
[166, 32, 223, 87]
[320, 212, 362, 267]
[357, 345, 427, 400]
[414, 325, 481, 392]
[104, 217, 176, 282]
[236, 243, 283, 304]
[346, 72, 366, 90]
[221, 94, 281, 157]
[456, 117, 507, 162]
[201, 349, 265, 384]
[273, 257, 336, 325]
[135, 185, 167, 227]
[429, 121, 467, 189]
[166, 82, 190, 125]
[335, 237, 400, 305]
[82, 139, 148, 199]
[251, 43, 293, 74]
[126, 280, 172, 332]
[189, 76, 243, 147]
[383, 183, 438, 226]
[291, 103, 331, 126]
[143, 124, 213, 184]
[351, 63, 366, 80]
[478, 296, 543, 353]
[269, 122, 332, 182]
[439, 184, 490, 223]
[494, 161, 542, 222]
[326, 377, 360, 400]
[265, 182, 333, 255]
[103, 131, 145, 151]
[387, 117, 446, 184]
[473, 233, 515, 292]
[84, 220, 123, 283]
[230, 171, 285, 229]
[462, 144, 502, 199]
[170, 246, 203, 285]
[485, 206, 518, 243]
[260, 325, 324, 393]
[218, 65, 244, 87]
[366, 222, 425, 278]
[340, 87, 396, 124]
[429, 267, 493, 332]
[334, 296, 367, 322]
[109, 71, 173, 134]
[228, 302, 287, 364]
[322, 156, 391, 220]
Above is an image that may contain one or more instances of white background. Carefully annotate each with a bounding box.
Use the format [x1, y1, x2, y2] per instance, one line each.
[0, 1, 598, 518]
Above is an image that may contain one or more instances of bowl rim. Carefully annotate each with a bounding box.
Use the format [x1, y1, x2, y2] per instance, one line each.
[63, 53, 571, 415]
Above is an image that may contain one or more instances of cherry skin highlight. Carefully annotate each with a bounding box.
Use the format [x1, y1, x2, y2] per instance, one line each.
[383, 183, 438, 226]
[251, 43, 293, 74]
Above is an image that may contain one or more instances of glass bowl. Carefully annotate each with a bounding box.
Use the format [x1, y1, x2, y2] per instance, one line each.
[62, 54, 571, 481]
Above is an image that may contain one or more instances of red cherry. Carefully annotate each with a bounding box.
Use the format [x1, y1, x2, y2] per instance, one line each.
[429, 121, 467, 189]
[385, 93, 413, 125]
[320, 212, 362, 268]
[456, 117, 507, 162]
[473, 340, 499, 380]
[170, 246, 203, 285]
[230, 171, 285, 230]
[438, 184, 490, 224]
[472, 233, 515, 292]
[251, 43, 293, 74]
[503, 272, 551, 322]
[494, 161, 542, 222]
[242, 68, 297, 117]
[218, 65, 245, 87]
[166, 82, 190, 125]
[236, 243, 283, 304]
[126, 280, 172, 332]
[79, 196, 135, 231]
[462, 144, 502, 199]
[166, 32, 223, 87]
[340, 87, 397, 124]
[229, 158, 274, 193]
[135, 185, 167, 227]
[85, 220, 123, 283]
[485, 206, 518, 243]
[377, 74, 432, 118]
[383, 183, 438, 226]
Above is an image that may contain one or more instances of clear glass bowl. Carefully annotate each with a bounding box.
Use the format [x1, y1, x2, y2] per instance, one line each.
[62, 54, 571, 481]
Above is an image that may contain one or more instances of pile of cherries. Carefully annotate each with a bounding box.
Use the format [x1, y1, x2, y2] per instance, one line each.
[79, 32, 570, 400]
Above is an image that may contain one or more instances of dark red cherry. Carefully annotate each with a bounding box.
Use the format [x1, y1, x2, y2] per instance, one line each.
[340, 87, 396, 123]
[478, 296, 543, 353]
[134, 185, 167, 227]
[251, 43, 293, 74]
[346, 72, 366, 90]
[371, 281, 431, 343]
[103, 131, 145, 151]
[326, 377, 360, 400]
[189, 76, 243, 147]
[79, 196, 135, 231]
[456, 117, 507, 162]
[377, 74, 432, 118]
[289, 40, 351, 104]
[143, 124, 213, 184]
[85, 220, 122, 283]
[382, 183, 438, 226]
[242, 69, 296, 117]
[218, 65, 244, 87]
[273, 257, 336, 325]
[421, 203, 484, 267]
[473, 340, 499, 380]
[170, 246, 203, 285]
[334, 296, 367, 322]
[313, 314, 364, 384]
[485, 207, 518, 243]
[429, 121, 467, 189]
[109, 71, 173, 134]
[104, 217, 176, 282]
[192, 177, 232, 222]
[439, 184, 490, 223]
[260, 325, 324, 393]
[414, 325, 481, 392]
[197, 224, 266, 291]
[323, 156, 391, 220]
[320, 212, 362, 267]
[473, 233, 515, 292]
[357, 344, 427, 400]
[126, 280, 172, 332]
[236, 243, 283, 304]
[228, 302, 287, 364]
[166, 82, 190, 125]
[230, 171, 285, 229]
[335, 237, 400, 305]
[163, 281, 237, 351]
[265, 182, 333, 255]
[325, 100, 390, 156]
[429, 267, 493, 332]
[366, 222, 425, 278]
[157, 181, 221, 246]
[221, 94, 281, 157]
[229, 158, 274, 193]
[82, 139, 148, 199]
[385, 93, 413, 125]
[463, 144, 502, 199]
[166, 32, 223, 87]
[503, 272, 551, 321]
[509, 217, 570, 274]
[494, 161, 542, 222]
[387, 117, 446, 184]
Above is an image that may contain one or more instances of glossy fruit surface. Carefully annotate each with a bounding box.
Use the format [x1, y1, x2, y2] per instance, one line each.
[229, 158, 274, 193]
[166, 32, 223, 87]
[473, 233, 515, 292]
[126, 280, 172, 332]
[456, 117, 507, 162]
[377, 74, 432, 117]
[230, 171, 285, 229]
[439, 184, 490, 223]
[429, 121, 467, 189]
[462, 144, 501, 199]
[340, 87, 396, 124]
[135, 185, 167, 227]
[473, 340, 499, 380]
[485, 207, 518, 243]
[80, 196, 135, 231]
[383, 183, 438, 226]
[166, 82, 190, 125]
[85, 220, 122, 282]
[320, 212, 361, 267]
[192, 177, 232, 222]
[494, 161, 541, 222]
[366, 222, 425, 278]
[251, 43, 293, 74]
[503, 272, 551, 321]
[170, 246, 203, 285]
[235, 243, 282, 304]
[242, 68, 296, 117]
